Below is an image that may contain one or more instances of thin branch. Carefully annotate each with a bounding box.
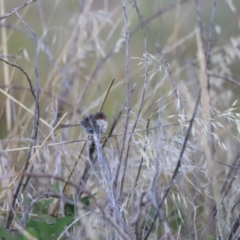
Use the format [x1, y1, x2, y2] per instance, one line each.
[1, 122, 204, 155]
[228, 214, 240, 240]
[207, 71, 240, 88]
[130, 0, 189, 37]
[118, 0, 149, 199]
[0, 58, 36, 100]
[114, 0, 131, 192]
[0, 0, 37, 21]
[5, 10, 40, 229]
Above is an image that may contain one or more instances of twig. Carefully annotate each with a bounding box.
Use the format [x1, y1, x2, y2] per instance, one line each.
[0, 58, 36, 100]
[1, 122, 204, 154]
[99, 78, 115, 111]
[0, 87, 50, 127]
[207, 71, 240, 88]
[0, 84, 75, 107]
[0, 172, 85, 191]
[114, 0, 131, 193]
[118, 0, 149, 199]
[0, 0, 37, 21]
[228, 214, 240, 240]
[5, 10, 41, 229]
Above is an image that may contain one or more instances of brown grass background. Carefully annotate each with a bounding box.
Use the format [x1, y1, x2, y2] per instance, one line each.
[1, 0, 240, 239]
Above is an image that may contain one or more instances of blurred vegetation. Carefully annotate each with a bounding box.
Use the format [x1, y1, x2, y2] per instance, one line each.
[1, 0, 240, 239]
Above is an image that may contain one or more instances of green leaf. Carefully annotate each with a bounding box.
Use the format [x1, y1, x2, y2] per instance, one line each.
[32, 198, 54, 215]
[26, 219, 54, 239]
[0, 227, 17, 240]
[64, 202, 75, 216]
[54, 215, 74, 236]
[80, 195, 91, 207]
[25, 216, 74, 240]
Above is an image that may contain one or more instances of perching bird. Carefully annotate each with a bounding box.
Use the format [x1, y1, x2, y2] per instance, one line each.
[80, 111, 108, 135]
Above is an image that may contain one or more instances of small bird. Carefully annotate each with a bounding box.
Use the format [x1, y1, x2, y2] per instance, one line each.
[80, 111, 108, 135]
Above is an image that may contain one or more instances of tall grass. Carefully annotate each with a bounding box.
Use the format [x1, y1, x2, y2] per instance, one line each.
[0, 0, 240, 239]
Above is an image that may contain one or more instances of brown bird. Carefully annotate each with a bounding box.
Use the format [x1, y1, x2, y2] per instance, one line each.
[80, 111, 108, 135]
[58, 112, 108, 135]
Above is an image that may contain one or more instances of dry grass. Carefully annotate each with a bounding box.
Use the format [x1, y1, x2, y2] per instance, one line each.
[0, 0, 240, 239]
